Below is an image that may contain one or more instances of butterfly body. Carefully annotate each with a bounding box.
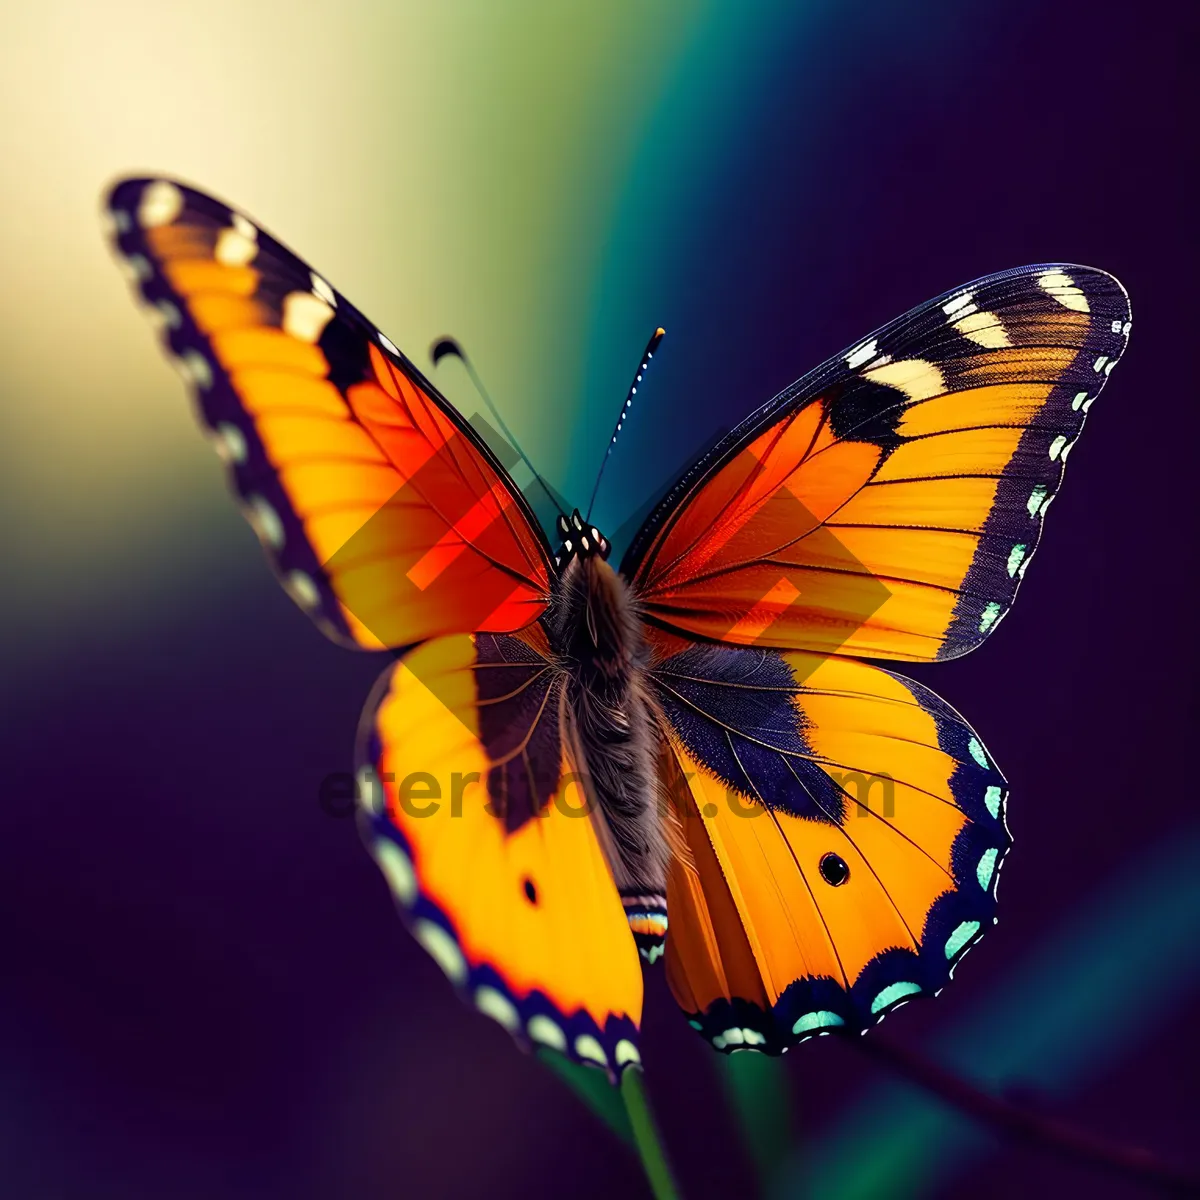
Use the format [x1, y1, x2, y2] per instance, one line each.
[106, 176, 1129, 1077]
[549, 549, 669, 909]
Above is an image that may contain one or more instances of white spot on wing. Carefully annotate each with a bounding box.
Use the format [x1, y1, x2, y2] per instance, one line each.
[863, 358, 946, 402]
[286, 570, 321, 610]
[213, 421, 247, 464]
[124, 253, 152, 282]
[373, 839, 417, 907]
[137, 180, 183, 228]
[231, 212, 256, 240]
[845, 339, 878, 370]
[954, 309, 1011, 348]
[215, 226, 258, 267]
[1037, 270, 1090, 312]
[614, 1039, 640, 1067]
[156, 299, 182, 329]
[378, 332, 400, 356]
[527, 1015, 567, 1051]
[574, 1035, 607, 1066]
[283, 291, 335, 343]
[942, 291, 976, 316]
[246, 495, 284, 548]
[178, 349, 212, 390]
[475, 986, 520, 1032]
[413, 918, 467, 985]
[356, 765, 384, 815]
[311, 272, 337, 307]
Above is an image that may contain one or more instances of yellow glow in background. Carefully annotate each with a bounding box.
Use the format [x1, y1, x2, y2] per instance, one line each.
[0, 0, 747, 659]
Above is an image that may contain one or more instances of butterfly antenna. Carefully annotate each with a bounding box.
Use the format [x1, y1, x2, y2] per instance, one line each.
[585, 327, 665, 523]
[430, 338, 565, 521]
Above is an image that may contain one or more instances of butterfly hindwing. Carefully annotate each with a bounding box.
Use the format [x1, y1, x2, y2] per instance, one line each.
[105, 178, 551, 649]
[624, 265, 1129, 662]
[654, 644, 1007, 1051]
[358, 631, 644, 1076]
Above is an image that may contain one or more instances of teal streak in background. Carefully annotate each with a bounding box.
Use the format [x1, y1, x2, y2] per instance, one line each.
[772, 824, 1200, 1198]
[566, 1, 827, 535]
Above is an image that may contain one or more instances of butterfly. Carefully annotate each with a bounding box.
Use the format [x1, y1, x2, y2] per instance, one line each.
[104, 177, 1129, 1077]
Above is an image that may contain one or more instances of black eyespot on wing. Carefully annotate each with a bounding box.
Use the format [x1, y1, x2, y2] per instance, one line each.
[819, 852, 850, 886]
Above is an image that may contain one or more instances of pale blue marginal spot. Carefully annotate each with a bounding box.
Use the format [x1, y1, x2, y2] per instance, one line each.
[642, 943, 664, 964]
[968, 737, 989, 769]
[1048, 435, 1068, 461]
[527, 1014, 567, 1051]
[870, 981, 921, 1014]
[984, 785, 1003, 819]
[688, 1019, 703, 1031]
[793, 1011, 845, 1035]
[1006, 544, 1027, 577]
[1027, 483, 1048, 517]
[373, 838, 417, 907]
[474, 986, 520, 1032]
[945, 920, 981, 960]
[356, 765, 383, 816]
[214, 421, 247, 465]
[574, 1034, 608, 1067]
[977, 846, 999, 891]
[614, 1039, 641, 1068]
[1072, 390, 1088, 410]
[978, 602, 1002, 634]
[712, 1027, 764, 1050]
[413, 919, 468, 986]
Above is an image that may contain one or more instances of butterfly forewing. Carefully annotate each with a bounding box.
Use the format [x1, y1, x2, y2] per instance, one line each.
[624, 264, 1129, 662]
[105, 177, 552, 650]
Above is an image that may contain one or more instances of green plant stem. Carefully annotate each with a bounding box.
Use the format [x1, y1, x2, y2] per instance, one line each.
[535, 1047, 633, 1144]
[621, 1066, 683, 1200]
[717, 1051, 794, 1190]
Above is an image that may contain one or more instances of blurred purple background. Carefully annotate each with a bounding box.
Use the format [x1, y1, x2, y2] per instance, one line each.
[1, 1, 1196, 1197]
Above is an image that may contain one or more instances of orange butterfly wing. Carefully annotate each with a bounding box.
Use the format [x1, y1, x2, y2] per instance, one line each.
[623, 266, 1129, 662]
[631, 265, 1127, 1050]
[653, 645, 1007, 1049]
[105, 177, 551, 649]
[358, 632, 644, 1075]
